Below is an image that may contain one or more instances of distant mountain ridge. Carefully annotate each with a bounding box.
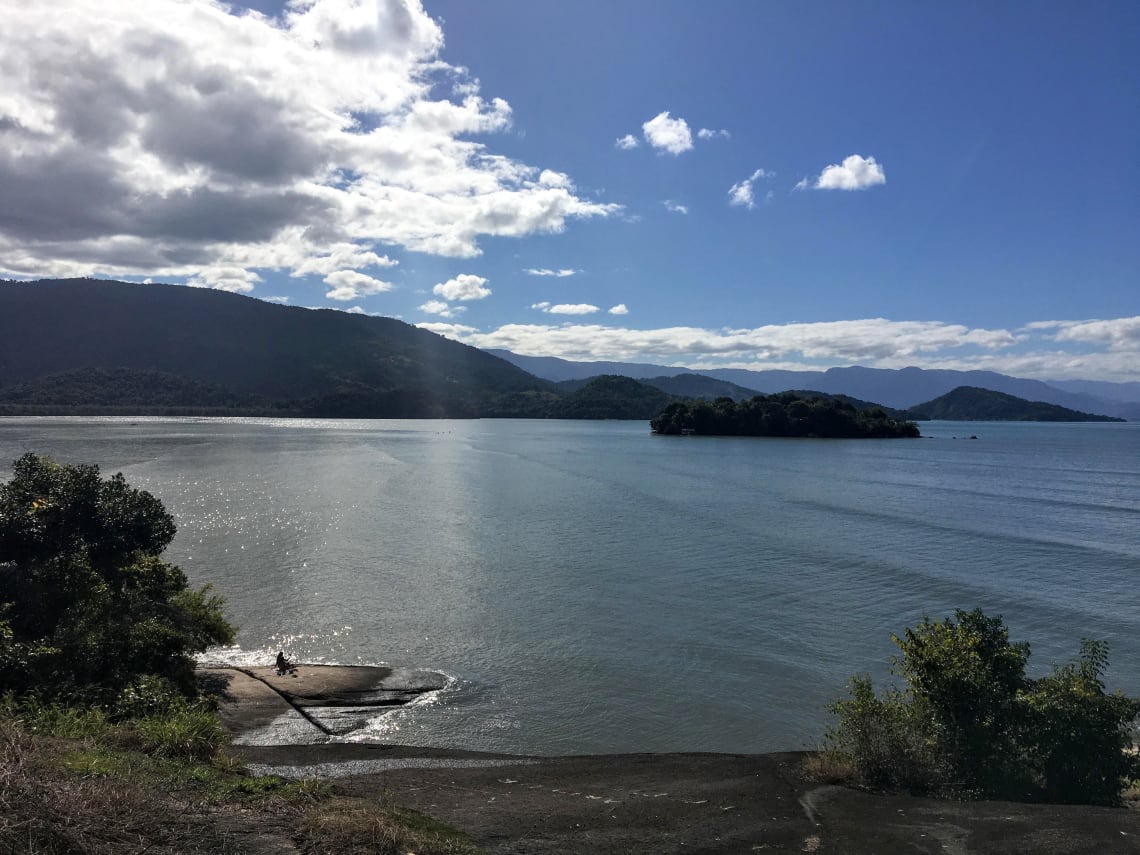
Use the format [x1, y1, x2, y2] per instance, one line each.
[487, 350, 1139, 420]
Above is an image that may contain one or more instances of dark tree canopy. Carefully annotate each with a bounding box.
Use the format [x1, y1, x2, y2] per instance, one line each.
[828, 609, 1140, 805]
[0, 454, 235, 705]
[650, 392, 920, 438]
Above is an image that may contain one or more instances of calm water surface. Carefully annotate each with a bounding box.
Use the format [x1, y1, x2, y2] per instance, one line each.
[2, 417, 1137, 754]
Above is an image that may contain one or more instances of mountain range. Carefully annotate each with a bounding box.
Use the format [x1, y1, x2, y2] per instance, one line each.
[1, 279, 1136, 422]
[488, 351, 1140, 420]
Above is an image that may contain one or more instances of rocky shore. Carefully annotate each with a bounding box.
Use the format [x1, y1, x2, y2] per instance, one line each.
[206, 664, 1140, 854]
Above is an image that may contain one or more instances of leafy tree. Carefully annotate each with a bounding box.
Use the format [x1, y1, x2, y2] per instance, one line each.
[828, 609, 1140, 805]
[0, 454, 235, 707]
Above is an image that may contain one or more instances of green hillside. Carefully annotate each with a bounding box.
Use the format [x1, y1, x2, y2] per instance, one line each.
[0, 279, 551, 418]
[552, 375, 674, 419]
[906, 386, 1124, 422]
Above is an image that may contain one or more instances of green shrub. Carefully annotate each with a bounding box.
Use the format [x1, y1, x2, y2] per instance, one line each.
[827, 609, 1140, 804]
[0, 454, 236, 705]
[827, 675, 948, 793]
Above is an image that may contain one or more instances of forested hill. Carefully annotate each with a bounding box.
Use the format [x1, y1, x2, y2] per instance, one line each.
[905, 387, 1125, 422]
[0, 279, 554, 417]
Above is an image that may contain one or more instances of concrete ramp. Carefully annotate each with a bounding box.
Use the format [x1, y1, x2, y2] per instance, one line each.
[200, 664, 448, 745]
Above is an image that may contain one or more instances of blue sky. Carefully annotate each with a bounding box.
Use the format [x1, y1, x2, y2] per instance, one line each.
[1, 1, 1137, 379]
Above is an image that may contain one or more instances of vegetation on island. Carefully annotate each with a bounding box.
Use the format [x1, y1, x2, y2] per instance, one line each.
[905, 386, 1125, 422]
[650, 392, 920, 438]
[814, 609, 1140, 806]
[0, 454, 478, 853]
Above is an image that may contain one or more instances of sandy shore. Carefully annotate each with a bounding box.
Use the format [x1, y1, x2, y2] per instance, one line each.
[205, 664, 1140, 854]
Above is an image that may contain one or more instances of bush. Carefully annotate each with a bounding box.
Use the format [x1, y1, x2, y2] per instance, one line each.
[0, 454, 236, 706]
[826, 609, 1140, 805]
[135, 702, 228, 761]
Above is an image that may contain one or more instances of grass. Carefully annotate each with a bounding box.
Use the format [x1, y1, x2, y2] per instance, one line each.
[799, 748, 858, 786]
[0, 702, 480, 854]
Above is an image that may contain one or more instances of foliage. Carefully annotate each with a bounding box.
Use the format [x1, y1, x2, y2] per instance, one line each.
[651, 392, 920, 438]
[826, 609, 1140, 804]
[0, 454, 235, 706]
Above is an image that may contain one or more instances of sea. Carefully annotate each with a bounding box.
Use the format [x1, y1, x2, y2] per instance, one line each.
[1, 417, 1137, 755]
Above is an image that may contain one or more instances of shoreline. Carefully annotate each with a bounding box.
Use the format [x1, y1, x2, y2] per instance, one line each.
[205, 663, 1140, 854]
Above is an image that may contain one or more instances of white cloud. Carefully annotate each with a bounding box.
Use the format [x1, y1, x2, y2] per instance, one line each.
[524, 268, 578, 277]
[728, 169, 771, 210]
[614, 134, 640, 150]
[419, 299, 465, 318]
[323, 269, 395, 301]
[1028, 317, 1140, 350]
[291, 244, 398, 277]
[642, 111, 693, 155]
[532, 303, 599, 315]
[697, 128, 730, 140]
[345, 306, 366, 314]
[0, 0, 620, 290]
[263, 295, 290, 304]
[812, 154, 887, 190]
[187, 266, 262, 293]
[417, 314, 1140, 381]
[663, 200, 689, 214]
[433, 273, 491, 301]
[422, 318, 1017, 363]
[608, 304, 629, 315]
[538, 169, 573, 188]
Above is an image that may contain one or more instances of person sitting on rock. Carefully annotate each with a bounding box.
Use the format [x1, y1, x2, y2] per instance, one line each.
[275, 650, 297, 675]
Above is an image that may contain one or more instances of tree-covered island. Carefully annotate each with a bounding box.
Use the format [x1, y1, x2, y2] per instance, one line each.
[650, 392, 921, 438]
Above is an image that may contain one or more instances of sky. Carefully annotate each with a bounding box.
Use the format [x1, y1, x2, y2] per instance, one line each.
[1, 0, 1137, 381]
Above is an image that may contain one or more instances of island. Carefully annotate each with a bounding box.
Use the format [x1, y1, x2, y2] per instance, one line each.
[650, 392, 921, 438]
[905, 386, 1126, 422]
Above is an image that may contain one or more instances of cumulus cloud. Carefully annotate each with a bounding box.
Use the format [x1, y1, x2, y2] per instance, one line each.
[531, 302, 599, 315]
[615, 134, 639, 150]
[433, 273, 491, 301]
[663, 200, 689, 214]
[187, 266, 263, 293]
[1028, 317, 1140, 350]
[728, 169, 771, 210]
[697, 128, 730, 140]
[524, 268, 578, 277]
[324, 269, 395, 301]
[608, 304, 629, 315]
[419, 299, 465, 318]
[642, 111, 693, 155]
[810, 154, 886, 190]
[0, 0, 620, 291]
[420, 318, 1017, 363]
[417, 314, 1140, 381]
